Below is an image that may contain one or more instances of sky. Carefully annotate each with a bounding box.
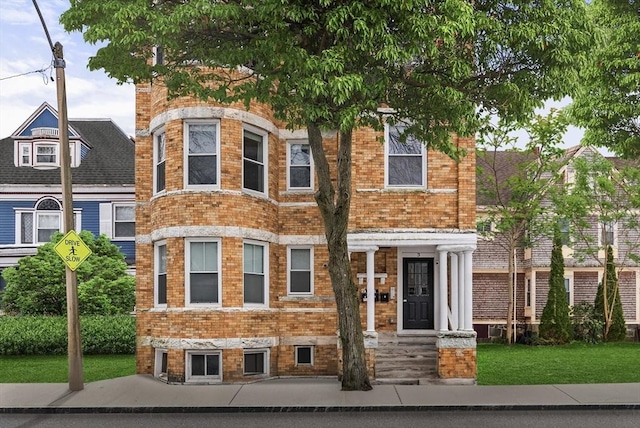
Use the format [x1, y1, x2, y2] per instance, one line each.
[0, 0, 135, 139]
[0, 0, 590, 151]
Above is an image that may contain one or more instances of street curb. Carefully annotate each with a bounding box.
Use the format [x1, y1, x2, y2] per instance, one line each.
[2, 404, 639, 414]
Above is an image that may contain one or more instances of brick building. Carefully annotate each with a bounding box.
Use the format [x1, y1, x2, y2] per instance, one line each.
[134, 77, 478, 384]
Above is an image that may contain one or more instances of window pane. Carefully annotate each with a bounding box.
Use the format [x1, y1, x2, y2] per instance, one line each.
[190, 273, 218, 303]
[291, 249, 310, 270]
[189, 155, 217, 185]
[244, 273, 264, 304]
[158, 274, 167, 304]
[189, 124, 217, 154]
[191, 354, 205, 376]
[158, 245, 167, 273]
[21, 213, 33, 244]
[388, 157, 422, 185]
[206, 354, 219, 376]
[243, 160, 264, 192]
[290, 144, 310, 165]
[244, 131, 263, 162]
[191, 242, 217, 271]
[161, 352, 168, 373]
[244, 244, 263, 273]
[289, 166, 311, 188]
[297, 347, 312, 364]
[114, 222, 135, 237]
[115, 206, 135, 221]
[244, 352, 264, 374]
[156, 162, 165, 192]
[389, 127, 422, 154]
[290, 271, 311, 293]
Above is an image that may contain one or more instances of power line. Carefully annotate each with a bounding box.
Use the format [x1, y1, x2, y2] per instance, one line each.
[0, 64, 54, 83]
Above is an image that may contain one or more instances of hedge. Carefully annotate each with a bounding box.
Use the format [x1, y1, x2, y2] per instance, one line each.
[0, 315, 135, 355]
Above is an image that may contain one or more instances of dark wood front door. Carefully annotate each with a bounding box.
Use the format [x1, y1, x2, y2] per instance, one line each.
[403, 258, 434, 329]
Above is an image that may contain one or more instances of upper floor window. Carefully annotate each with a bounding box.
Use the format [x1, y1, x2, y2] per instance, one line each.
[244, 241, 268, 305]
[558, 218, 571, 246]
[600, 220, 616, 247]
[154, 130, 166, 194]
[155, 241, 167, 306]
[16, 141, 77, 168]
[287, 141, 313, 190]
[185, 122, 219, 187]
[564, 277, 572, 305]
[476, 219, 492, 233]
[243, 128, 267, 195]
[288, 247, 313, 295]
[186, 239, 220, 305]
[385, 124, 426, 187]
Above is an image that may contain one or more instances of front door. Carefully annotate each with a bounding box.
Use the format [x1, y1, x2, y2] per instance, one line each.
[403, 258, 434, 329]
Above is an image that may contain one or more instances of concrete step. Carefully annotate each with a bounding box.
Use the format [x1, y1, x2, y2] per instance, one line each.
[374, 334, 438, 383]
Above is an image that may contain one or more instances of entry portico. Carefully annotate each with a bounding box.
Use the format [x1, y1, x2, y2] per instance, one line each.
[349, 230, 476, 335]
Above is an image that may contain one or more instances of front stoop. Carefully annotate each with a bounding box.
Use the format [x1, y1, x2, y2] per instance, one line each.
[373, 333, 438, 385]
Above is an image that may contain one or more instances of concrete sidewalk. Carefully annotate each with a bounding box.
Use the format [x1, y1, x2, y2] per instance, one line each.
[1, 376, 639, 413]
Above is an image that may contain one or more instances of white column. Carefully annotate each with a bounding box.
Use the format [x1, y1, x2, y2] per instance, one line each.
[450, 253, 459, 331]
[366, 250, 376, 332]
[464, 250, 473, 330]
[438, 249, 449, 331]
[457, 252, 465, 331]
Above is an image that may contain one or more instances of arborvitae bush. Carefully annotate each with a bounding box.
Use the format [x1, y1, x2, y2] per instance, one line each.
[594, 246, 627, 341]
[539, 226, 573, 343]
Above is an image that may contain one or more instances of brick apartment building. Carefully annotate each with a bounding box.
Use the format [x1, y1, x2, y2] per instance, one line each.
[134, 76, 478, 384]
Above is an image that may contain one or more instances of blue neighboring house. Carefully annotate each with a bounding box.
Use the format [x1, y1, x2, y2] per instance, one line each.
[0, 102, 135, 290]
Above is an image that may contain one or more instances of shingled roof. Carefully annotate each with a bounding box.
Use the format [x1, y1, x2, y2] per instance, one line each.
[0, 117, 134, 187]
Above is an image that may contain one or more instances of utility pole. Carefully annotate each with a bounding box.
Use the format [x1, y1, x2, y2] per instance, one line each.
[54, 42, 84, 391]
[33, 0, 83, 391]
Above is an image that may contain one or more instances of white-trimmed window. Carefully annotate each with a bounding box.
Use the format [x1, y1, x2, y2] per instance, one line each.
[243, 127, 267, 195]
[385, 124, 426, 187]
[152, 45, 164, 66]
[599, 220, 616, 247]
[287, 141, 312, 190]
[244, 349, 268, 376]
[34, 143, 58, 166]
[564, 277, 572, 306]
[288, 247, 313, 295]
[154, 349, 168, 379]
[15, 198, 81, 244]
[19, 143, 31, 166]
[525, 278, 531, 307]
[154, 130, 166, 194]
[476, 219, 492, 233]
[186, 239, 220, 305]
[186, 351, 221, 382]
[244, 241, 268, 305]
[114, 204, 135, 238]
[295, 346, 313, 366]
[185, 121, 219, 187]
[155, 241, 167, 306]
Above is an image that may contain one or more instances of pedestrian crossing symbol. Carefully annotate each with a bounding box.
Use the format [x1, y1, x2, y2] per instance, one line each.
[54, 230, 92, 271]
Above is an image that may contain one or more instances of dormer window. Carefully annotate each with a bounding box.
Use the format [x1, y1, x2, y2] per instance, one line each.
[16, 140, 77, 168]
[35, 143, 58, 166]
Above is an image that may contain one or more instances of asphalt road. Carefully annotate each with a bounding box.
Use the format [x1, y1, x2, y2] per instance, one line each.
[1, 410, 639, 428]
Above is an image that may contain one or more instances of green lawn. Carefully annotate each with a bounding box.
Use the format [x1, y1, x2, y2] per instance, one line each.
[1, 342, 638, 384]
[477, 342, 640, 385]
[0, 354, 135, 383]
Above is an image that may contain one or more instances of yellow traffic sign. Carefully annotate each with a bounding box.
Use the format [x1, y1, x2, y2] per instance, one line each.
[54, 230, 92, 271]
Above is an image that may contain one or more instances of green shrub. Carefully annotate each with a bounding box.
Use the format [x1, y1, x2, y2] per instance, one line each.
[571, 302, 603, 343]
[0, 315, 135, 355]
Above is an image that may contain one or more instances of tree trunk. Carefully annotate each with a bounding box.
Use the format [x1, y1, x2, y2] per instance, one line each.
[307, 122, 372, 391]
[505, 244, 516, 344]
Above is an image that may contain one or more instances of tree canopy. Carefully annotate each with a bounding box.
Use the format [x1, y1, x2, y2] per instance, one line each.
[569, 0, 640, 158]
[63, 0, 592, 156]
